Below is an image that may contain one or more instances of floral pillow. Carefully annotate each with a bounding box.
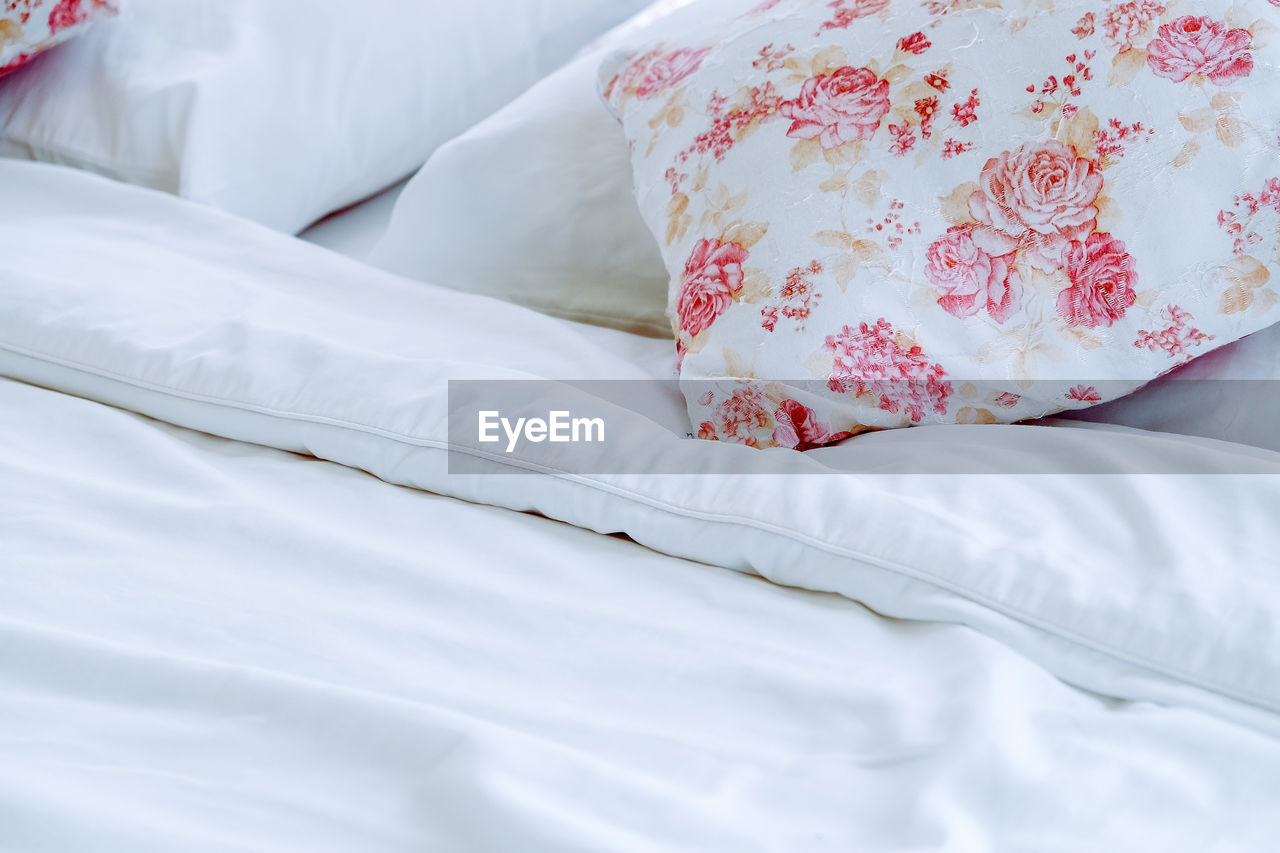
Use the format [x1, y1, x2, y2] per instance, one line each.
[601, 0, 1280, 449]
[1, 0, 116, 77]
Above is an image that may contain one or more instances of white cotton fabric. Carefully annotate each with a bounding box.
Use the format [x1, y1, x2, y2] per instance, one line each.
[5, 376, 1280, 852]
[2, 160, 1280, 742]
[0, 0, 653, 232]
[370, 46, 670, 337]
[299, 180, 408, 261]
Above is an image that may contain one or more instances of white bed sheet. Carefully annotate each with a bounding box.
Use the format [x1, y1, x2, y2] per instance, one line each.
[4, 375, 1279, 852]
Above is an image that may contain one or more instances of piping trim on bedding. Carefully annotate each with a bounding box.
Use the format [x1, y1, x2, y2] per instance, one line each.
[1, 336, 1276, 718]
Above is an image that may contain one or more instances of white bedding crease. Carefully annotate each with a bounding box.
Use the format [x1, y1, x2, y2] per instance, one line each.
[298, 179, 408, 261]
[6, 376, 1280, 852]
[2, 160, 1280, 848]
[2, 160, 1280, 732]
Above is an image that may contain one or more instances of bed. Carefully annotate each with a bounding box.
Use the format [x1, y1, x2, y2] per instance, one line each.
[3, 1, 1280, 851]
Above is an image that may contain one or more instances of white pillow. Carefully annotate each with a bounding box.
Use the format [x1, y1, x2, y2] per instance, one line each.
[0, 0, 653, 233]
[369, 47, 671, 337]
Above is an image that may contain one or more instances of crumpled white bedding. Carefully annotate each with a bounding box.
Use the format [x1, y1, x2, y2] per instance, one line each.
[5, 376, 1280, 852]
[3, 159, 1280, 850]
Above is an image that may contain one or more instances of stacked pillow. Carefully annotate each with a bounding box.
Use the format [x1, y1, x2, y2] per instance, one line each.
[598, 0, 1280, 447]
[370, 48, 672, 337]
[13, 0, 1275, 453]
[368, 3, 713, 337]
[0, 0, 653, 232]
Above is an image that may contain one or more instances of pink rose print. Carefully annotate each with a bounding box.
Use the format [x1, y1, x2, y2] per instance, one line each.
[819, 0, 891, 34]
[47, 0, 87, 31]
[5, 0, 36, 25]
[679, 81, 783, 165]
[824, 319, 952, 423]
[772, 400, 852, 451]
[897, 32, 931, 55]
[968, 140, 1103, 255]
[0, 0, 117, 76]
[1101, 1, 1166, 52]
[888, 122, 916, 157]
[1073, 12, 1096, 39]
[950, 89, 980, 127]
[1218, 177, 1280, 255]
[984, 261, 1024, 325]
[762, 260, 822, 332]
[1056, 233, 1138, 328]
[1066, 385, 1103, 404]
[753, 43, 795, 72]
[46, 0, 112, 31]
[677, 238, 748, 338]
[710, 385, 773, 447]
[604, 48, 661, 101]
[1146, 16, 1254, 85]
[637, 47, 711, 99]
[1134, 305, 1214, 358]
[925, 225, 1022, 324]
[994, 392, 1022, 408]
[1094, 118, 1154, 163]
[781, 66, 891, 149]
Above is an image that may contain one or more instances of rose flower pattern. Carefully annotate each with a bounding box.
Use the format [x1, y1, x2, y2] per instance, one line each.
[967, 140, 1103, 256]
[824, 319, 952, 424]
[697, 388, 853, 450]
[676, 238, 749, 338]
[929, 139, 1138, 329]
[1146, 15, 1254, 85]
[636, 47, 712, 99]
[601, 0, 1280, 449]
[1, 0, 118, 75]
[925, 226, 1022, 324]
[1057, 233, 1139, 328]
[771, 399, 853, 451]
[780, 66, 891, 149]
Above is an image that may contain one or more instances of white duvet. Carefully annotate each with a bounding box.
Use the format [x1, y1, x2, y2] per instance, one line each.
[3, 161, 1280, 851]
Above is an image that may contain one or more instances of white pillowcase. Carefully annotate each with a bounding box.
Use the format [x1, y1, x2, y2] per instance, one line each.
[370, 47, 671, 337]
[0, 0, 652, 233]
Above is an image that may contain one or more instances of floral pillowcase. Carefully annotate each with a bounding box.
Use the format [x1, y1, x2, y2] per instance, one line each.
[601, 0, 1280, 450]
[1, 0, 117, 77]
